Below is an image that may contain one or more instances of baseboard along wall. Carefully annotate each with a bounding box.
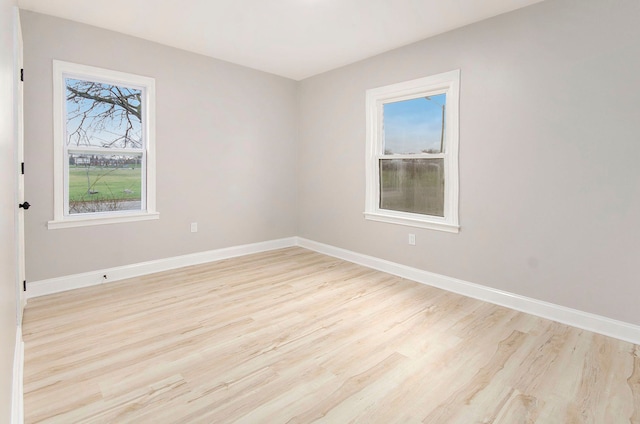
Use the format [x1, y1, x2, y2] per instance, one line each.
[26, 237, 298, 299]
[26, 237, 640, 345]
[296, 238, 640, 345]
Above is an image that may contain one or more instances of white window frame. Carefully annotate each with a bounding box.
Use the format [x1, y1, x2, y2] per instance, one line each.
[49, 60, 159, 229]
[364, 70, 460, 233]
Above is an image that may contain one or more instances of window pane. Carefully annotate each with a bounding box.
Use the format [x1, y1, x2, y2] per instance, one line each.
[383, 94, 446, 154]
[65, 78, 142, 149]
[380, 158, 444, 217]
[68, 153, 143, 215]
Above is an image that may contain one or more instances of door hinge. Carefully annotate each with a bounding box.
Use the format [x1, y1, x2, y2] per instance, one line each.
[21, 162, 24, 175]
[20, 68, 23, 82]
[23, 280, 26, 292]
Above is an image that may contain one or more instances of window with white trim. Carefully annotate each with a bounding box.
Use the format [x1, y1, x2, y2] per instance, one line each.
[365, 70, 460, 233]
[49, 60, 158, 229]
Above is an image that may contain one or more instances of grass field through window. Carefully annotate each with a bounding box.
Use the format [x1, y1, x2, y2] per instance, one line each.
[68, 165, 142, 213]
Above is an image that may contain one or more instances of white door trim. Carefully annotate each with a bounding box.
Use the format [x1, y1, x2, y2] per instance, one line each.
[13, 5, 25, 321]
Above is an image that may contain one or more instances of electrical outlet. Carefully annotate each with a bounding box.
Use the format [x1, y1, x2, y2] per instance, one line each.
[408, 234, 416, 245]
[191, 222, 198, 233]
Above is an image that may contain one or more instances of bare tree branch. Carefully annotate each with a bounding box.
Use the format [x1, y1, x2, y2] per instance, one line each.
[66, 80, 142, 148]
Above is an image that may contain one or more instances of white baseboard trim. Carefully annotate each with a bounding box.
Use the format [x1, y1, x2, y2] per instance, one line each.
[296, 237, 640, 345]
[27, 237, 297, 299]
[12, 326, 23, 424]
[25, 235, 640, 345]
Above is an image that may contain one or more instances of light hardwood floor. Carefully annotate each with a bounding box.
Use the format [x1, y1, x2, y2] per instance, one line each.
[23, 247, 639, 423]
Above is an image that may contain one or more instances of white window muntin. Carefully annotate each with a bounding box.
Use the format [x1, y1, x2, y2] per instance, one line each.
[62, 71, 148, 216]
[50, 60, 158, 229]
[365, 70, 460, 233]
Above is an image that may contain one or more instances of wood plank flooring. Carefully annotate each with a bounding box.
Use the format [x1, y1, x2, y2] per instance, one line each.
[22, 247, 639, 423]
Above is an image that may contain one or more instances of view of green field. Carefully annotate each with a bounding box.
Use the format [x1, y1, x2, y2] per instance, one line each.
[68, 165, 141, 202]
[380, 159, 444, 217]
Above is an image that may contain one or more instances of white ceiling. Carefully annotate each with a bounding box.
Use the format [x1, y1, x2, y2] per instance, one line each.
[18, 0, 544, 80]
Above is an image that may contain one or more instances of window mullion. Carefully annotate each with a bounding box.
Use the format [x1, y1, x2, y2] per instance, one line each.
[378, 154, 445, 160]
[67, 147, 144, 154]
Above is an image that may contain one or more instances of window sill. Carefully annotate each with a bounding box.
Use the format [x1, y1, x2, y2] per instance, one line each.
[364, 211, 459, 233]
[48, 211, 160, 229]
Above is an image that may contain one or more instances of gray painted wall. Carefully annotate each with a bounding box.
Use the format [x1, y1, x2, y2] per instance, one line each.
[22, 11, 298, 282]
[297, 0, 640, 326]
[0, 0, 18, 421]
[21, 0, 640, 331]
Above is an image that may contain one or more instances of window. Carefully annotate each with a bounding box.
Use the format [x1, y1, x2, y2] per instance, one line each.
[365, 70, 460, 232]
[49, 60, 158, 229]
